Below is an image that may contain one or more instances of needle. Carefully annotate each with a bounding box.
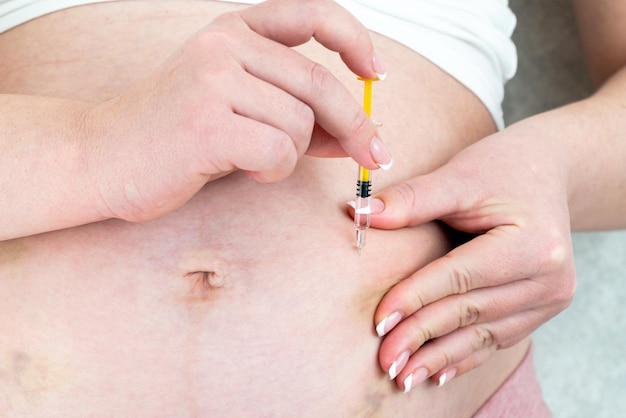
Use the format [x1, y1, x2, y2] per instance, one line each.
[354, 77, 375, 254]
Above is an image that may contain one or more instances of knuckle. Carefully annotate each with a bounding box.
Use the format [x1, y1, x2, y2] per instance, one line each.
[207, 11, 241, 30]
[472, 326, 495, 350]
[251, 132, 296, 182]
[188, 30, 239, 83]
[414, 328, 433, 350]
[407, 316, 434, 347]
[292, 102, 315, 151]
[346, 107, 370, 138]
[350, 22, 370, 50]
[408, 286, 428, 311]
[269, 132, 297, 165]
[195, 26, 233, 51]
[297, 101, 316, 127]
[439, 348, 456, 368]
[446, 259, 473, 295]
[537, 231, 571, 273]
[389, 183, 418, 225]
[536, 231, 577, 307]
[459, 300, 481, 327]
[308, 62, 334, 101]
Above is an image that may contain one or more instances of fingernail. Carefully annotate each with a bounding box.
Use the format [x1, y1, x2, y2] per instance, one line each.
[375, 311, 402, 337]
[370, 137, 393, 171]
[388, 351, 410, 380]
[372, 52, 387, 81]
[403, 367, 428, 393]
[402, 374, 413, 393]
[369, 198, 385, 214]
[437, 368, 457, 388]
[347, 199, 374, 215]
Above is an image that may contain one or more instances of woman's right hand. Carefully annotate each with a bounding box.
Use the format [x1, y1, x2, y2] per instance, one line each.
[86, 0, 390, 222]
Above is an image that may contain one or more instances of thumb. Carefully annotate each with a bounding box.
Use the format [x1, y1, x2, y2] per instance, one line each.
[369, 170, 466, 230]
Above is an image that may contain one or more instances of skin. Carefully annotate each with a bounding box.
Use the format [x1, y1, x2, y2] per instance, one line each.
[368, 0, 626, 392]
[0, 0, 530, 416]
[0, 0, 386, 240]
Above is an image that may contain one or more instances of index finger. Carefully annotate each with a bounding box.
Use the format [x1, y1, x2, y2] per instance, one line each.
[235, 0, 386, 168]
[374, 225, 549, 333]
[238, 0, 382, 79]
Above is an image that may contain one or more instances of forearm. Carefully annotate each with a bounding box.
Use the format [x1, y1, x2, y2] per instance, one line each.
[0, 95, 106, 240]
[566, 67, 626, 230]
[0, 0, 388, 241]
[504, 66, 626, 231]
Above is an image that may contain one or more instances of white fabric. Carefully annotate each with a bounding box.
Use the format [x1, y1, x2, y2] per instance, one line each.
[0, 0, 517, 128]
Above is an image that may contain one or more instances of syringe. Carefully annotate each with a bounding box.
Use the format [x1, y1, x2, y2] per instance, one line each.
[355, 165, 371, 254]
[354, 77, 375, 254]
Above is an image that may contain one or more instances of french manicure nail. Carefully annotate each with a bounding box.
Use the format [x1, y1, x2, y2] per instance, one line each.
[370, 137, 393, 171]
[375, 311, 402, 337]
[437, 368, 457, 388]
[347, 200, 373, 215]
[378, 159, 393, 171]
[372, 52, 387, 81]
[388, 351, 410, 380]
[403, 368, 428, 393]
[402, 374, 413, 393]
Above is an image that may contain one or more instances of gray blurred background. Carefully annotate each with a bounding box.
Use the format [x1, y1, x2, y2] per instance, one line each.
[503, 1, 626, 416]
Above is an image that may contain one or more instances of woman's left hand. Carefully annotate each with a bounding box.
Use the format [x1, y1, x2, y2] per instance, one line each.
[364, 125, 577, 392]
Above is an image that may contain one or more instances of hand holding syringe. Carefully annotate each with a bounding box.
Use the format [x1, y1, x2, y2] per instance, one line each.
[353, 77, 390, 254]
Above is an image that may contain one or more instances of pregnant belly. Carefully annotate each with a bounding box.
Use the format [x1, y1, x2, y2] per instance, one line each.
[0, 164, 451, 417]
[0, 1, 516, 415]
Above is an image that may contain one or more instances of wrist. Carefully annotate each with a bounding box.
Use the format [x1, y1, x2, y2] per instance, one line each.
[76, 99, 124, 221]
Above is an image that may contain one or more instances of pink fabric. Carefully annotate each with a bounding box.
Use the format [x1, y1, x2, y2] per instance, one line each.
[473, 344, 552, 417]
